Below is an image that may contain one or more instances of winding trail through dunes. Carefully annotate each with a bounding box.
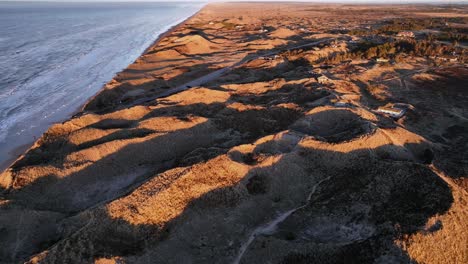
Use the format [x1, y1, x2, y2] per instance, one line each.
[3, 3, 468, 262]
[126, 38, 333, 108]
[232, 175, 333, 264]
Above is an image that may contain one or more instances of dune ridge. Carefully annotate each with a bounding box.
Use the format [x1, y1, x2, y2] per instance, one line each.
[1, 3, 467, 264]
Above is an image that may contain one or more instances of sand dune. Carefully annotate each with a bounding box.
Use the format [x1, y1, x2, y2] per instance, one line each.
[1, 2, 467, 264]
[173, 34, 219, 55]
[152, 49, 185, 59]
[269, 28, 297, 39]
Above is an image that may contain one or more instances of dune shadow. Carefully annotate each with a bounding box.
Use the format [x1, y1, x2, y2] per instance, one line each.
[0, 98, 306, 262]
[0, 90, 457, 263]
[0, 21, 463, 263]
[84, 62, 220, 113]
[17, 138, 453, 264]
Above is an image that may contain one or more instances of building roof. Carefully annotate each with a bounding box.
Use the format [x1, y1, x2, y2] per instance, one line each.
[396, 31, 415, 37]
[377, 107, 404, 114]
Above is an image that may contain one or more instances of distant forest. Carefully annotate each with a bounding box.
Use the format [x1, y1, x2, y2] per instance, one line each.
[347, 17, 468, 43]
[323, 39, 466, 64]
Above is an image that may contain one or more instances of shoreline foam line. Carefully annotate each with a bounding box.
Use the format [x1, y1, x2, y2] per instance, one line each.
[0, 3, 206, 173]
[78, 3, 207, 115]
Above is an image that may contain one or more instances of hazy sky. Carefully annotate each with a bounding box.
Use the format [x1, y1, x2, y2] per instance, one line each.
[2, 0, 467, 4]
[3, 0, 467, 2]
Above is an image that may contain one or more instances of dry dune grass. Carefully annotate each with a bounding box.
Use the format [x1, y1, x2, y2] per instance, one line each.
[172, 35, 219, 55]
[106, 154, 249, 226]
[221, 79, 287, 94]
[23, 119, 451, 263]
[269, 28, 297, 39]
[242, 38, 289, 50]
[1, 2, 467, 264]
[152, 49, 185, 59]
[414, 12, 468, 18]
[402, 169, 468, 264]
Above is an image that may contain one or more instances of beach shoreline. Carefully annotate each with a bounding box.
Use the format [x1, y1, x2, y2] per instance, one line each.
[0, 4, 205, 173]
[76, 3, 206, 115]
[1, 3, 467, 263]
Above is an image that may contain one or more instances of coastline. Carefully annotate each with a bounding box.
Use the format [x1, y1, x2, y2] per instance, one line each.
[0, 4, 205, 173]
[77, 3, 206, 115]
[1, 3, 466, 263]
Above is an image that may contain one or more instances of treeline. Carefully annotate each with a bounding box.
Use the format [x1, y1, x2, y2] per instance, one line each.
[431, 32, 468, 43]
[321, 39, 466, 64]
[348, 17, 468, 36]
[349, 18, 439, 35]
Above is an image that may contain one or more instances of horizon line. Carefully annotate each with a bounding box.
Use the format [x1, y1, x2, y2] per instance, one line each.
[1, 0, 467, 4]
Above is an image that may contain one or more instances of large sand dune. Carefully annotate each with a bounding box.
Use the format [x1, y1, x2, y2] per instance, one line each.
[1, 3, 467, 264]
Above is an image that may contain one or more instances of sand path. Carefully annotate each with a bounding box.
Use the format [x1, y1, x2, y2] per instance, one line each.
[126, 38, 334, 108]
[232, 175, 333, 264]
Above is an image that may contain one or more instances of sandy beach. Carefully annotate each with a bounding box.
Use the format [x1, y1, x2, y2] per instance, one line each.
[1, 3, 467, 263]
[0, 2, 203, 173]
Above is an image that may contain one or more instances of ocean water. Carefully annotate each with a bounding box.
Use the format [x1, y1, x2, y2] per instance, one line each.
[0, 1, 203, 170]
